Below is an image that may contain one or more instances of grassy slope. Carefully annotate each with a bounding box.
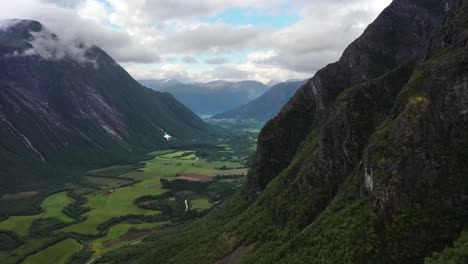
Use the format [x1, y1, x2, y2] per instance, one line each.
[22, 238, 82, 264]
[0, 192, 74, 236]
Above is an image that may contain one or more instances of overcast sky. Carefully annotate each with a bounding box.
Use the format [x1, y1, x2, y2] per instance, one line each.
[0, 0, 392, 83]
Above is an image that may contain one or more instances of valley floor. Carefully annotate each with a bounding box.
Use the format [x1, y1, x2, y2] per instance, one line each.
[0, 144, 251, 264]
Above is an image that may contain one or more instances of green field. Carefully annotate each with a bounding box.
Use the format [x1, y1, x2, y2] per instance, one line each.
[86, 163, 142, 177]
[190, 198, 212, 210]
[22, 238, 82, 264]
[91, 221, 170, 255]
[61, 150, 243, 235]
[0, 192, 74, 236]
[143, 150, 244, 177]
[60, 180, 165, 235]
[160, 151, 195, 159]
[86, 176, 133, 189]
[0, 237, 49, 264]
[0, 147, 250, 263]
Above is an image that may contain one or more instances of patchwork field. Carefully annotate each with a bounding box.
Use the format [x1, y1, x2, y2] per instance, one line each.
[86, 176, 133, 189]
[0, 145, 251, 264]
[22, 238, 82, 264]
[60, 180, 166, 235]
[0, 192, 74, 236]
[61, 150, 243, 235]
[91, 221, 170, 256]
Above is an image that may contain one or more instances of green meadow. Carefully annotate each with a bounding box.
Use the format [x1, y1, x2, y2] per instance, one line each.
[0, 146, 250, 264]
[60, 150, 242, 235]
[0, 192, 74, 236]
[22, 238, 82, 264]
[91, 221, 170, 256]
[190, 198, 211, 210]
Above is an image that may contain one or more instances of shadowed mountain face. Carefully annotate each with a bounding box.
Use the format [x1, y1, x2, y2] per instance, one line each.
[0, 19, 210, 192]
[141, 79, 270, 115]
[99, 1, 468, 263]
[212, 80, 305, 121]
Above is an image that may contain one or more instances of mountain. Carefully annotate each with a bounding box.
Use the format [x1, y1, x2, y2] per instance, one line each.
[138, 79, 184, 91]
[100, 0, 468, 263]
[212, 80, 305, 121]
[141, 80, 270, 115]
[0, 19, 210, 193]
[266, 80, 281, 87]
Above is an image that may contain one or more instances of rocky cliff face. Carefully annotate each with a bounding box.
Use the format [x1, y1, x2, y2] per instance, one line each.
[361, 0, 468, 217]
[0, 20, 210, 192]
[247, 0, 447, 201]
[237, 0, 468, 262]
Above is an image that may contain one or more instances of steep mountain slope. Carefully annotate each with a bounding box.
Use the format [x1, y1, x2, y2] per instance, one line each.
[99, 0, 468, 263]
[0, 20, 210, 193]
[142, 80, 270, 115]
[211, 80, 305, 121]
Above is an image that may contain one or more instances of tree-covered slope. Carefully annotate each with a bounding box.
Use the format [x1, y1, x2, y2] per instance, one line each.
[211, 81, 305, 121]
[0, 20, 211, 193]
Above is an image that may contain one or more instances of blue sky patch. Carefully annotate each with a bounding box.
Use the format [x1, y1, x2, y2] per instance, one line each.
[202, 7, 300, 29]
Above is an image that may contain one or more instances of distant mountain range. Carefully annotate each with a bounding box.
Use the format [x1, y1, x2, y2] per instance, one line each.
[212, 80, 306, 121]
[0, 19, 210, 192]
[140, 79, 270, 115]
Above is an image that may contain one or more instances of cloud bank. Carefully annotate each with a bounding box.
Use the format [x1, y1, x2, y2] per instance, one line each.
[0, 0, 392, 83]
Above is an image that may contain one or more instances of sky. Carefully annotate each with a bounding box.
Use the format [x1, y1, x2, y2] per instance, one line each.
[0, 0, 392, 83]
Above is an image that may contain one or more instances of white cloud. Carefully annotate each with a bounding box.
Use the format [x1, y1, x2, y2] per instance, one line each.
[0, 0, 160, 63]
[77, 0, 109, 24]
[0, 0, 393, 82]
[28, 29, 94, 64]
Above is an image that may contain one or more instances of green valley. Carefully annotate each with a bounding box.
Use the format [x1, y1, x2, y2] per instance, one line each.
[0, 124, 256, 264]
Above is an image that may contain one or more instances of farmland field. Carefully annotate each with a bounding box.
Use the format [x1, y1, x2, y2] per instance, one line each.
[22, 238, 81, 264]
[60, 149, 244, 235]
[0, 138, 255, 264]
[91, 221, 170, 256]
[191, 198, 212, 210]
[0, 192, 74, 236]
[86, 176, 133, 189]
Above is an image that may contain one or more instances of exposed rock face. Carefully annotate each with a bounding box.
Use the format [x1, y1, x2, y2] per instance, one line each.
[0, 20, 209, 191]
[361, 0, 468, 216]
[246, 0, 447, 201]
